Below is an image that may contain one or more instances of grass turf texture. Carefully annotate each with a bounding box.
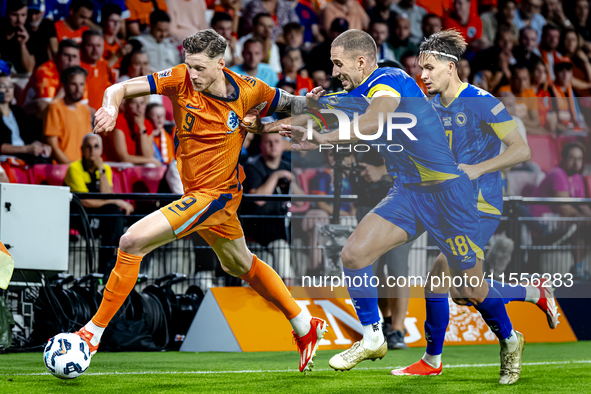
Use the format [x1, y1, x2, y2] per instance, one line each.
[1, 341, 590, 393]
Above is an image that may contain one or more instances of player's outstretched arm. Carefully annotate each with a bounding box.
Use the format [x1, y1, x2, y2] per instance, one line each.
[275, 89, 308, 115]
[93, 76, 151, 134]
[459, 129, 531, 180]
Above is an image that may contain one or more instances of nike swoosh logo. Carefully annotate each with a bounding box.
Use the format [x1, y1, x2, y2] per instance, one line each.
[187, 104, 201, 110]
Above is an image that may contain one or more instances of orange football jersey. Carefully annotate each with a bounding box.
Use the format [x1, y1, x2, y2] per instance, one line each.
[147, 64, 280, 194]
[20, 60, 89, 105]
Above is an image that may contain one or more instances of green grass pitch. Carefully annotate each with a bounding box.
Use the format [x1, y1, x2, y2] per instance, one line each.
[1, 342, 590, 393]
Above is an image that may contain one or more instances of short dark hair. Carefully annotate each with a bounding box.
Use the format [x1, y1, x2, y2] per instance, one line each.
[150, 10, 170, 27]
[554, 61, 573, 74]
[418, 28, 467, 68]
[183, 29, 227, 58]
[400, 50, 417, 64]
[60, 65, 88, 84]
[422, 13, 440, 25]
[253, 12, 272, 27]
[58, 39, 80, 54]
[101, 4, 122, 24]
[283, 22, 303, 36]
[6, 0, 26, 12]
[369, 19, 389, 30]
[82, 29, 102, 44]
[243, 37, 263, 49]
[332, 29, 377, 64]
[70, 0, 94, 12]
[561, 142, 586, 160]
[146, 102, 164, 114]
[510, 63, 529, 77]
[211, 12, 232, 27]
[542, 24, 560, 38]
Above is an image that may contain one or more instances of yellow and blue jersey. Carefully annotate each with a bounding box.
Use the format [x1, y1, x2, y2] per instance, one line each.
[316, 67, 463, 184]
[431, 83, 517, 219]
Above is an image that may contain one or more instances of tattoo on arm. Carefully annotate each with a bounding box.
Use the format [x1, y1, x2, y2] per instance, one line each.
[275, 89, 306, 114]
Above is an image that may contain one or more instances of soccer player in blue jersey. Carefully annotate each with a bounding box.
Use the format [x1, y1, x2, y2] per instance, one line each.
[273, 29, 528, 384]
[390, 29, 558, 381]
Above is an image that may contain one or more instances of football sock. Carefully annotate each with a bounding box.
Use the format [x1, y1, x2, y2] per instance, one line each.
[525, 285, 540, 303]
[83, 321, 105, 346]
[500, 329, 518, 353]
[383, 316, 392, 326]
[362, 322, 383, 350]
[485, 280, 526, 304]
[343, 265, 382, 349]
[424, 293, 449, 357]
[239, 254, 301, 320]
[474, 286, 513, 342]
[290, 310, 312, 337]
[423, 352, 442, 369]
[91, 249, 142, 330]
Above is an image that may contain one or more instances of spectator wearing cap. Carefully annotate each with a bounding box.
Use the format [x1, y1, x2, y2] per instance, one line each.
[44, 66, 92, 164]
[370, 20, 396, 62]
[513, 0, 545, 43]
[166, 0, 208, 44]
[135, 10, 181, 73]
[389, 14, 419, 61]
[498, 63, 544, 134]
[540, 24, 569, 82]
[480, 0, 519, 47]
[54, 0, 93, 44]
[230, 38, 278, 87]
[242, 0, 299, 42]
[367, 0, 397, 30]
[0, 0, 35, 74]
[0, 65, 51, 164]
[238, 13, 282, 74]
[548, 62, 588, 134]
[442, 0, 483, 45]
[421, 13, 441, 40]
[211, 12, 240, 68]
[391, 0, 428, 45]
[125, 0, 168, 36]
[279, 48, 313, 96]
[26, 0, 58, 68]
[101, 4, 132, 69]
[80, 30, 116, 111]
[513, 27, 542, 71]
[22, 39, 82, 116]
[320, 0, 370, 35]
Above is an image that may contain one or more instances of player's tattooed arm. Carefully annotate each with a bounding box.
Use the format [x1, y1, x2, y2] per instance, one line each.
[275, 89, 307, 114]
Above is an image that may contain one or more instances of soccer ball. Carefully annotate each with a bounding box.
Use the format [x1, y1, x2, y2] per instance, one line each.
[43, 333, 91, 379]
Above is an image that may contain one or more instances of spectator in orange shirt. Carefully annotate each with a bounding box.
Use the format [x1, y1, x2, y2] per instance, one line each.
[54, 0, 93, 44]
[279, 48, 313, 96]
[101, 96, 160, 165]
[498, 64, 544, 134]
[80, 30, 115, 111]
[44, 66, 92, 164]
[442, 0, 483, 45]
[0, 0, 35, 74]
[101, 4, 132, 69]
[531, 60, 551, 128]
[146, 103, 174, 164]
[125, 0, 168, 36]
[22, 39, 81, 117]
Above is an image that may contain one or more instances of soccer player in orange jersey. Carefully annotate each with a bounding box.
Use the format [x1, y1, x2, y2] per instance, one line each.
[75, 29, 327, 373]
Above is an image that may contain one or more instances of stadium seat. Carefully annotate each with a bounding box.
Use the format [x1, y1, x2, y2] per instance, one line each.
[584, 176, 591, 198]
[527, 135, 560, 173]
[110, 167, 127, 193]
[1, 159, 31, 184]
[31, 164, 69, 186]
[123, 166, 167, 193]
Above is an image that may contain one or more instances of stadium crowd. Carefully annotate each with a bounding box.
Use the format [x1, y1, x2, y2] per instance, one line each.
[0, 0, 590, 307]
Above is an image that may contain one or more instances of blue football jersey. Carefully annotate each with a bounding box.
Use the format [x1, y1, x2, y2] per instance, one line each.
[315, 67, 463, 185]
[431, 83, 518, 218]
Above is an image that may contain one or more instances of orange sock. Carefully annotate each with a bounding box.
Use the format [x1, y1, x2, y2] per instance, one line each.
[240, 254, 301, 320]
[92, 249, 142, 328]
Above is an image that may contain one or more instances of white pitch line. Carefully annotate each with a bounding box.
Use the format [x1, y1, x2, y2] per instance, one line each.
[5, 360, 591, 377]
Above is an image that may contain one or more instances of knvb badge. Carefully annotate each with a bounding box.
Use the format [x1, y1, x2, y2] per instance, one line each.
[227, 110, 239, 133]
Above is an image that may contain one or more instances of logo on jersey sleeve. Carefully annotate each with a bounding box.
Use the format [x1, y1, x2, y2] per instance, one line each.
[455, 112, 467, 126]
[254, 101, 267, 111]
[227, 110, 239, 133]
[157, 69, 172, 78]
[467, 27, 477, 38]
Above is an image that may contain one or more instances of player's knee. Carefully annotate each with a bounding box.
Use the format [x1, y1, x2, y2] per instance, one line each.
[453, 284, 486, 305]
[118, 232, 143, 256]
[340, 242, 365, 269]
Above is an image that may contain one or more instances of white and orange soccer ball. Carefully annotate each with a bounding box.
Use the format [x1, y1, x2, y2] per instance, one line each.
[43, 333, 91, 379]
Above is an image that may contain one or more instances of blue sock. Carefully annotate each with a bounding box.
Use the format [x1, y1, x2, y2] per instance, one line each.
[485, 280, 526, 304]
[474, 286, 513, 340]
[343, 265, 380, 325]
[424, 293, 449, 356]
